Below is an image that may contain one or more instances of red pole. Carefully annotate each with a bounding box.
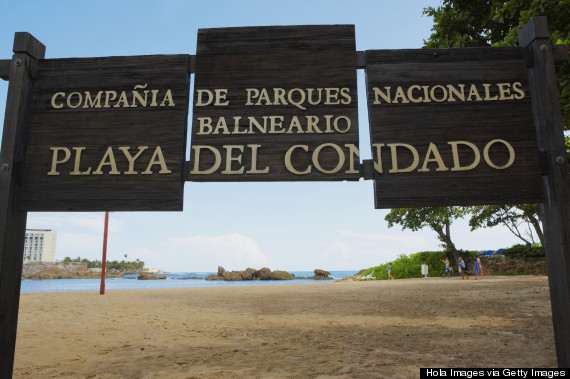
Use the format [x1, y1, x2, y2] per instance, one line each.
[100, 211, 109, 295]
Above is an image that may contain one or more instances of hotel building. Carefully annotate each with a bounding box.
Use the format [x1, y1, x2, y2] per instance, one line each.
[23, 229, 57, 263]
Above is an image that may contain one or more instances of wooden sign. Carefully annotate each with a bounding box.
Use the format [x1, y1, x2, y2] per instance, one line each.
[365, 47, 544, 208]
[189, 25, 360, 181]
[21, 55, 190, 211]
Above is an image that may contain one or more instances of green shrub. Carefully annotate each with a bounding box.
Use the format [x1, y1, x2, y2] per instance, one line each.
[360, 244, 544, 280]
[361, 251, 476, 280]
[502, 244, 545, 258]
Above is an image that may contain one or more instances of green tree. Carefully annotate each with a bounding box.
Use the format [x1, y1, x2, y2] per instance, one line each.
[423, 0, 569, 129]
[468, 204, 544, 245]
[384, 207, 467, 261]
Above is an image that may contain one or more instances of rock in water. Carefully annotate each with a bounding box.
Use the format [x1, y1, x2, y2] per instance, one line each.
[137, 273, 166, 280]
[205, 274, 224, 281]
[270, 270, 294, 280]
[223, 271, 243, 281]
[255, 267, 272, 280]
[314, 269, 331, 277]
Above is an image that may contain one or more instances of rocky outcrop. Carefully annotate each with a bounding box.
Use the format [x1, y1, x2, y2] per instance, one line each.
[254, 267, 272, 280]
[270, 270, 294, 280]
[205, 266, 296, 281]
[137, 273, 166, 280]
[239, 270, 253, 280]
[223, 271, 243, 281]
[310, 269, 332, 280]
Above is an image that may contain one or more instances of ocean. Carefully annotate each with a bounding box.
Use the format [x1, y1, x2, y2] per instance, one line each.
[20, 270, 359, 293]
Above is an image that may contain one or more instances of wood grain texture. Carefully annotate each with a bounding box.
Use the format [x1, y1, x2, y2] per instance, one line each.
[0, 59, 10, 81]
[189, 25, 359, 182]
[21, 55, 190, 211]
[519, 16, 570, 368]
[0, 47, 39, 379]
[365, 47, 543, 208]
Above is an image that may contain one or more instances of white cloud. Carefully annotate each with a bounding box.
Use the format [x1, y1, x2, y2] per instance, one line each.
[329, 240, 351, 259]
[168, 233, 274, 270]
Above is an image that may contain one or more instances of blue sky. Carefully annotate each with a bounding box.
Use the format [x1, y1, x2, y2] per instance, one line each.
[0, 0, 529, 272]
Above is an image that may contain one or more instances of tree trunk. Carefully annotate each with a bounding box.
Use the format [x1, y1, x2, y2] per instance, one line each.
[431, 222, 460, 262]
[524, 208, 545, 246]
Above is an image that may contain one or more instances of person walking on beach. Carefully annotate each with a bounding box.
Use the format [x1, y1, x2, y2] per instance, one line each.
[441, 257, 451, 277]
[474, 254, 483, 279]
[459, 257, 469, 280]
[387, 262, 395, 280]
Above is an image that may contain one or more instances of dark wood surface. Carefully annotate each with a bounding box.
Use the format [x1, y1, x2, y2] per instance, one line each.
[21, 55, 190, 211]
[519, 16, 570, 368]
[0, 32, 43, 379]
[0, 59, 10, 81]
[189, 25, 359, 181]
[365, 47, 543, 208]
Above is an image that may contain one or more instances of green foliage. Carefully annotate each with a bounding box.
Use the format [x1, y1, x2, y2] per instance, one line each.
[385, 207, 468, 259]
[423, 0, 570, 129]
[502, 243, 545, 258]
[467, 204, 543, 245]
[61, 256, 145, 272]
[361, 250, 480, 280]
[385, 207, 465, 231]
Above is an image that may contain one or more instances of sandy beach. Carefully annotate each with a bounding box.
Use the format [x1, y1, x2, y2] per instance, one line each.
[13, 275, 556, 378]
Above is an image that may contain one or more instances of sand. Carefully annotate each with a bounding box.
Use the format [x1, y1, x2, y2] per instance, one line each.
[13, 276, 556, 378]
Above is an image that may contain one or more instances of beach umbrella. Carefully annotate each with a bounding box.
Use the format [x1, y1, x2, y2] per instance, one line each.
[478, 249, 506, 256]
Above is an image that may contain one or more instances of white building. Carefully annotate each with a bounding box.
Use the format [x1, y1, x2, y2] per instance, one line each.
[23, 229, 57, 263]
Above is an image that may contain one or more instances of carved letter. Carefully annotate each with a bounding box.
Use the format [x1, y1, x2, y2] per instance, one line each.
[418, 143, 449, 172]
[190, 146, 222, 175]
[93, 147, 120, 175]
[483, 139, 515, 169]
[51, 92, 65, 109]
[285, 145, 311, 175]
[387, 143, 419, 173]
[449, 141, 481, 171]
[142, 146, 172, 174]
[47, 147, 71, 176]
[246, 144, 270, 174]
[70, 147, 92, 175]
[119, 146, 149, 175]
[312, 143, 345, 174]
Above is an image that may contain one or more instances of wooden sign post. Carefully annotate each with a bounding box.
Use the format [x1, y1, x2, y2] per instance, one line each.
[364, 47, 543, 208]
[0, 19, 568, 376]
[0, 32, 45, 379]
[189, 26, 360, 182]
[20, 55, 190, 211]
[518, 16, 570, 368]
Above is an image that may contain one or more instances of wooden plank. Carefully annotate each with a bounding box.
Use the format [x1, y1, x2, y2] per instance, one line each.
[0, 60, 10, 81]
[189, 25, 359, 182]
[365, 47, 543, 208]
[13, 32, 46, 59]
[0, 33, 44, 379]
[519, 16, 570, 368]
[20, 55, 190, 211]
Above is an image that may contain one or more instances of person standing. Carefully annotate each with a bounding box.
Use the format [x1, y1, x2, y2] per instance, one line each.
[459, 257, 469, 280]
[387, 262, 395, 280]
[441, 257, 451, 277]
[474, 254, 483, 279]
